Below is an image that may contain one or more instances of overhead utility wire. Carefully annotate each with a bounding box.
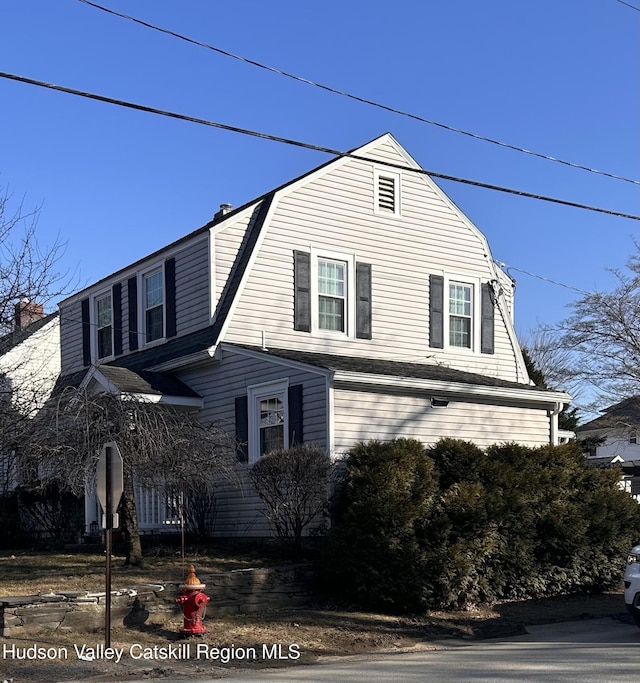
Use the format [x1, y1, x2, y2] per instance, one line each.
[76, 0, 639, 187]
[613, 0, 640, 11]
[2, 71, 638, 222]
[494, 262, 589, 295]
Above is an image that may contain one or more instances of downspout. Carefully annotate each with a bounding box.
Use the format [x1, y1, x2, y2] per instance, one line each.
[549, 401, 563, 445]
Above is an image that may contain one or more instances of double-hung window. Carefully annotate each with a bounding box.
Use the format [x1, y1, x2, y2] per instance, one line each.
[318, 258, 347, 332]
[259, 396, 285, 456]
[95, 292, 113, 360]
[449, 282, 473, 349]
[430, 274, 494, 354]
[144, 269, 164, 343]
[247, 380, 289, 463]
[294, 249, 372, 340]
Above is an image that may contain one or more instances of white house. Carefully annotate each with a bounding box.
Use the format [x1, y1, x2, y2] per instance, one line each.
[57, 133, 571, 537]
[0, 301, 60, 493]
[577, 397, 640, 502]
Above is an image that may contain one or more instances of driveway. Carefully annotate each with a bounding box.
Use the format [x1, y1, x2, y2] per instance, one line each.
[143, 616, 637, 683]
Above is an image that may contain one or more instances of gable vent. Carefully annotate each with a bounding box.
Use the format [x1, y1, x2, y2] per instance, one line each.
[378, 175, 396, 213]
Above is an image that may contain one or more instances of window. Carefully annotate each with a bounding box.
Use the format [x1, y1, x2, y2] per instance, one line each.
[144, 269, 164, 343]
[374, 169, 401, 216]
[630, 433, 637, 445]
[247, 380, 289, 464]
[449, 282, 473, 348]
[259, 396, 285, 455]
[430, 275, 494, 354]
[294, 250, 372, 339]
[318, 258, 346, 332]
[95, 292, 113, 359]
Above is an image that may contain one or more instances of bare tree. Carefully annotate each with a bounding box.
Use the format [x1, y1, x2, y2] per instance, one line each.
[27, 390, 238, 565]
[555, 247, 640, 406]
[249, 445, 333, 555]
[0, 186, 70, 334]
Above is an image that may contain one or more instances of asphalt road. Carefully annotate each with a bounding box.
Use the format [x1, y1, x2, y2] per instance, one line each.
[145, 617, 639, 683]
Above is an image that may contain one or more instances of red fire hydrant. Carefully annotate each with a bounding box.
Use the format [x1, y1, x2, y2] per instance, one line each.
[175, 564, 210, 635]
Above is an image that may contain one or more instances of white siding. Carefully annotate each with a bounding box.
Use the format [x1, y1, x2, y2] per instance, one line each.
[176, 349, 329, 538]
[0, 316, 60, 413]
[332, 388, 551, 455]
[223, 140, 522, 382]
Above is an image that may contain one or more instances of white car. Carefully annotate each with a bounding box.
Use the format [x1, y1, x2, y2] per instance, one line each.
[624, 544, 640, 627]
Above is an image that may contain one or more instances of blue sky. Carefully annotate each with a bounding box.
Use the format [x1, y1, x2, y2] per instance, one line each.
[1, 0, 638, 345]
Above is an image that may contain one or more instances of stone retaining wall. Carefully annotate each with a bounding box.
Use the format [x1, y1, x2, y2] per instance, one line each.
[0, 565, 316, 636]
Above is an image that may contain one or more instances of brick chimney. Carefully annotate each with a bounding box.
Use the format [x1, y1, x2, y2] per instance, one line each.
[14, 299, 45, 330]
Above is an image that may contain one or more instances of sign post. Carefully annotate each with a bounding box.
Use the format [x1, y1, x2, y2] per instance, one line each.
[96, 442, 124, 649]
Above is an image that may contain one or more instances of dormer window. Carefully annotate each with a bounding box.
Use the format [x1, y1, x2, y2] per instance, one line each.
[95, 293, 113, 360]
[144, 269, 164, 343]
[374, 169, 401, 216]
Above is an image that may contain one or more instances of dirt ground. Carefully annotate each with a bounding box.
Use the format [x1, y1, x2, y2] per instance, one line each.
[0, 551, 632, 682]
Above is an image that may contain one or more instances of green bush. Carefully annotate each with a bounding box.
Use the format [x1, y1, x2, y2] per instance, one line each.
[323, 439, 438, 612]
[323, 438, 640, 612]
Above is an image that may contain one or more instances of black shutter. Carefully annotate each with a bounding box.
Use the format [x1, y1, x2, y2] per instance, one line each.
[235, 395, 249, 463]
[356, 262, 372, 340]
[288, 384, 304, 446]
[429, 274, 444, 349]
[81, 298, 91, 367]
[481, 283, 495, 355]
[293, 250, 311, 332]
[112, 283, 123, 356]
[165, 257, 177, 338]
[127, 276, 138, 351]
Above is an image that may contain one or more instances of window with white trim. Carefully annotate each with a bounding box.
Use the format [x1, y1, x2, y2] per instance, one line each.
[95, 292, 113, 360]
[247, 380, 289, 464]
[312, 249, 356, 337]
[449, 282, 473, 349]
[429, 274, 489, 353]
[318, 258, 347, 332]
[144, 269, 164, 343]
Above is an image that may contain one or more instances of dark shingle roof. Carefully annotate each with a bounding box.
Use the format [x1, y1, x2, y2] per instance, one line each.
[0, 311, 59, 357]
[97, 366, 201, 399]
[240, 346, 554, 394]
[108, 195, 274, 373]
[577, 396, 640, 431]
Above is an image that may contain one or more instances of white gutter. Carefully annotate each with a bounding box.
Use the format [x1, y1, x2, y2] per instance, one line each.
[549, 401, 563, 445]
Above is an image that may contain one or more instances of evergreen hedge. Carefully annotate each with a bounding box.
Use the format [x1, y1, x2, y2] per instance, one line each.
[323, 438, 640, 612]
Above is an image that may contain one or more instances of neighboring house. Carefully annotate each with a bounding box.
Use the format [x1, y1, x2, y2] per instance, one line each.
[576, 397, 640, 503]
[57, 133, 571, 537]
[0, 300, 61, 494]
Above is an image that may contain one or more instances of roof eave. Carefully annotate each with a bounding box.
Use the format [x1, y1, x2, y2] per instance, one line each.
[332, 370, 571, 407]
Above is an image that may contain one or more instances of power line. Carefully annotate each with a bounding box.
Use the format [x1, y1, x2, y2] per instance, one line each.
[494, 262, 590, 295]
[75, 0, 640, 187]
[2, 70, 638, 221]
[612, 0, 640, 11]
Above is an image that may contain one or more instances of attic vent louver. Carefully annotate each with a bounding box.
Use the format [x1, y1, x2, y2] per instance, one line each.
[378, 175, 396, 213]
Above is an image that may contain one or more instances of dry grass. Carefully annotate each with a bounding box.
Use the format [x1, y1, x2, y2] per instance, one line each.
[0, 549, 266, 597]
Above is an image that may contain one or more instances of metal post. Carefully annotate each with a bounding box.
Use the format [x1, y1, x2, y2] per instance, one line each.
[105, 445, 112, 649]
